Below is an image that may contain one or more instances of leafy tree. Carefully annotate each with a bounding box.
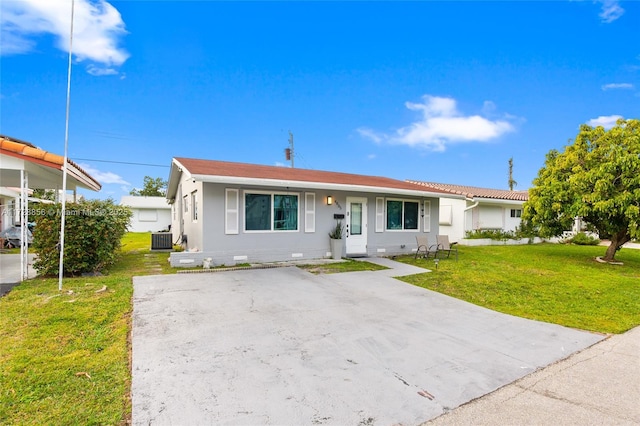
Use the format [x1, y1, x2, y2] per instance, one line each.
[523, 118, 640, 262]
[32, 199, 132, 276]
[129, 176, 167, 197]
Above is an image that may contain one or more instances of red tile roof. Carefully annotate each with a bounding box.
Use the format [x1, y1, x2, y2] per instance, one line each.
[1, 135, 102, 190]
[406, 180, 529, 201]
[174, 157, 453, 195]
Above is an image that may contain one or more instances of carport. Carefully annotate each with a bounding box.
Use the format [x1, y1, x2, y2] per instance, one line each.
[0, 135, 101, 281]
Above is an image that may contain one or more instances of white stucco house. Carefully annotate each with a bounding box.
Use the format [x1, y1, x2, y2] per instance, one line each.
[120, 196, 171, 233]
[166, 157, 463, 267]
[406, 181, 529, 242]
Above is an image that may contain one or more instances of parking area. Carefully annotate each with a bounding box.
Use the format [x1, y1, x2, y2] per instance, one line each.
[0, 253, 36, 296]
[132, 263, 602, 425]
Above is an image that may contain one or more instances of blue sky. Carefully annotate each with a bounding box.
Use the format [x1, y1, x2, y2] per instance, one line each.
[1, 0, 638, 200]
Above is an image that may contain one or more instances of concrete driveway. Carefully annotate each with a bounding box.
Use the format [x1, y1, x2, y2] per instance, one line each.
[132, 260, 603, 425]
[0, 253, 36, 296]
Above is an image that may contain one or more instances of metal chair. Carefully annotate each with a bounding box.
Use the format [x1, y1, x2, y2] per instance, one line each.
[436, 235, 458, 260]
[415, 235, 437, 259]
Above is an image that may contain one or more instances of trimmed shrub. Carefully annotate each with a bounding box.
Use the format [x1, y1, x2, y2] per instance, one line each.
[569, 232, 600, 246]
[465, 229, 515, 240]
[32, 199, 132, 276]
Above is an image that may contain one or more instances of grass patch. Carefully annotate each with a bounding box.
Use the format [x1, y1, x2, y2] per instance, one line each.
[298, 259, 389, 274]
[397, 243, 640, 334]
[0, 233, 172, 425]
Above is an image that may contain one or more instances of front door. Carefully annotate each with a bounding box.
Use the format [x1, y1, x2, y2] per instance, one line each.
[346, 197, 367, 256]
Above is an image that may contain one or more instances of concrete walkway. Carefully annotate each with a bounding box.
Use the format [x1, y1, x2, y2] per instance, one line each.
[132, 258, 603, 425]
[425, 326, 640, 425]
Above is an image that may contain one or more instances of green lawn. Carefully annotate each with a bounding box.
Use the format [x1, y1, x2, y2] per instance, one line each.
[397, 243, 640, 334]
[2, 237, 639, 424]
[298, 259, 389, 274]
[0, 232, 171, 425]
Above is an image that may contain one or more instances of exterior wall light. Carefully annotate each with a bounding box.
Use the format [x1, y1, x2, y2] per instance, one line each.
[327, 195, 333, 205]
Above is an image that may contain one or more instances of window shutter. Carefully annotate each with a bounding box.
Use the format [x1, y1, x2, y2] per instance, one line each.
[225, 189, 239, 234]
[375, 197, 384, 232]
[304, 193, 315, 233]
[423, 200, 431, 232]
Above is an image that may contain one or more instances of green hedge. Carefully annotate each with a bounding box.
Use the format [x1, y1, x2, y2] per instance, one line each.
[569, 232, 601, 246]
[464, 229, 515, 240]
[32, 199, 132, 276]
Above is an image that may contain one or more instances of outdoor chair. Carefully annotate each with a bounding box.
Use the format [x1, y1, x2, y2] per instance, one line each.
[415, 235, 437, 259]
[436, 235, 458, 261]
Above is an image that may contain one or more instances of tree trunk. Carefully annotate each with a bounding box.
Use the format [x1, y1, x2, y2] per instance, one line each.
[603, 230, 631, 262]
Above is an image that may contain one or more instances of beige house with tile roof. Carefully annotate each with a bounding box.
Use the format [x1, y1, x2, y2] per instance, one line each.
[166, 157, 463, 266]
[407, 181, 529, 242]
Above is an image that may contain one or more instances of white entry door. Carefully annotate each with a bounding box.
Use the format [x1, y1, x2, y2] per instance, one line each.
[346, 197, 367, 256]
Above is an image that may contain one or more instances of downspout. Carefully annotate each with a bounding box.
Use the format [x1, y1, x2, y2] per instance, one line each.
[464, 198, 479, 211]
[463, 198, 479, 234]
[177, 182, 184, 246]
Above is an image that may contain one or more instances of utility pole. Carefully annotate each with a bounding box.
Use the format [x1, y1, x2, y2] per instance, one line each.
[508, 157, 517, 191]
[285, 131, 295, 168]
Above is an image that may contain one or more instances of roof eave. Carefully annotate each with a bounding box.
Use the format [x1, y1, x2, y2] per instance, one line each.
[191, 174, 463, 199]
[166, 159, 187, 202]
[474, 197, 528, 205]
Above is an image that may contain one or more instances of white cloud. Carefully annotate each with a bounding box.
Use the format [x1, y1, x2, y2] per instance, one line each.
[366, 154, 376, 160]
[598, 0, 624, 23]
[359, 95, 516, 152]
[356, 127, 383, 144]
[601, 83, 634, 91]
[587, 115, 624, 129]
[87, 65, 119, 76]
[79, 163, 130, 185]
[1, 0, 129, 75]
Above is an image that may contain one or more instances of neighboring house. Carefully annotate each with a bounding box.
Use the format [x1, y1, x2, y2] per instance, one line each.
[120, 196, 171, 233]
[406, 181, 529, 242]
[1, 135, 102, 233]
[0, 135, 101, 280]
[0, 187, 56, 233]
[0, 187, 20, 233]
[166, 157, 460, 266]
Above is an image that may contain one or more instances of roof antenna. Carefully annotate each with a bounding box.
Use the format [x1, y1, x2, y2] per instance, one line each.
[284, 131, 294, 168]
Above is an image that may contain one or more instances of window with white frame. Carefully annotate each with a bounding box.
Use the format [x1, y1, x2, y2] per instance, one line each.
[386, 199, 419, 230]
[510, 209, 522, 218]
[245, 191, 299, 231]
[191, 191, 198, 221]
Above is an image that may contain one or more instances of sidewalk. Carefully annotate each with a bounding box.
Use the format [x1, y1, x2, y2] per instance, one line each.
[425, 326, 640, 425]
[599, 240, 640, 250]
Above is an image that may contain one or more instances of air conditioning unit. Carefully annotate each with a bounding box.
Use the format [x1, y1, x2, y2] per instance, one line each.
[151, 232, 173, 250]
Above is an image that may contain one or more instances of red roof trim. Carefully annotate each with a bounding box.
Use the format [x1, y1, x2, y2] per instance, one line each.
[174, 157, 453, 195]
[407, 180, 529, 201]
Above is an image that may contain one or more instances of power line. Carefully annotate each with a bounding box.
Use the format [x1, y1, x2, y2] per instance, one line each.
[73, 158, 169, 168]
